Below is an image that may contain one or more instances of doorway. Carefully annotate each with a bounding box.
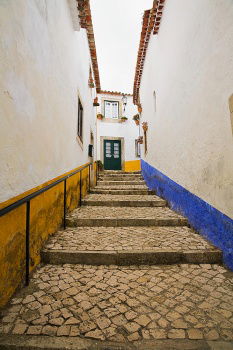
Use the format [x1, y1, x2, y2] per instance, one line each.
[104, 140, 121, 170]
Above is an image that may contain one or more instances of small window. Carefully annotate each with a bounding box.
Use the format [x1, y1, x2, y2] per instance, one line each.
[153, 91, 156, 112]
[135, 139, 141, 158]
[77, 98, 83, 141]
[104, 100, 119, 119]
[144, 130, 148, 155]
[142, 122, 148, 155]
[229, 94, 233, 136]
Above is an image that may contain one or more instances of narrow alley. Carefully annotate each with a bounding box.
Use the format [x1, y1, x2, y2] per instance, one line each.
[0, 0, 233, 349]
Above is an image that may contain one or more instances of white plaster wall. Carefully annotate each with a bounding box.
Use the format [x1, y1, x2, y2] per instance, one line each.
[139, 0, 233, 218]
[0, 0, 96, 203]
[96, 94, 139, 162]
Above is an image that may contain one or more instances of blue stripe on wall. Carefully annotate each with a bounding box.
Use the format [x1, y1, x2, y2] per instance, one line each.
[141, 159, 233, 270]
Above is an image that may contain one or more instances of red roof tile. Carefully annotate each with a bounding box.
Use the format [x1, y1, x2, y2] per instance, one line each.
[133, 0, 166, 105]
[99, 90, 132, 97]
[77, 0, 101, 93]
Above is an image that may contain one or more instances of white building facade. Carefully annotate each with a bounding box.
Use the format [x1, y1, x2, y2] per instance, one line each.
[96, 91, 140, 172]
[133, 0, 233, 269]
[0, 0, 100, 307]
[0, 0, 100, 203]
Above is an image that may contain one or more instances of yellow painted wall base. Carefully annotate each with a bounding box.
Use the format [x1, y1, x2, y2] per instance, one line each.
[0, 164, 91, 308]
[124, 160, 141, 172]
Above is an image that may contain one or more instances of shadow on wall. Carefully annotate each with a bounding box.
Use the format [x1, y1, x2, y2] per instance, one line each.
[141, 159, 233, 270]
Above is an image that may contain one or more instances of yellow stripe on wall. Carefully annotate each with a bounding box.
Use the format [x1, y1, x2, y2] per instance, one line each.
[0, 163, 91, 308]
[124, 160, 141, 172]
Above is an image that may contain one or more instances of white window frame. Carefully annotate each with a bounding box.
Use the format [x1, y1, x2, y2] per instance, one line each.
[104, 100, 119, 119]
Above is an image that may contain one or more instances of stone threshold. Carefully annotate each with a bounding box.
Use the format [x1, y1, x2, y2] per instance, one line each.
[41, 249, 222, 266]
[0, 335, 233, 350]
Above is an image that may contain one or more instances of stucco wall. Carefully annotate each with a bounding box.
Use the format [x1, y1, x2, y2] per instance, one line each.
[139, 0, 233, 219]
[0, 0, 96, 204]
[0, 0, 96, 307]
[96, 94, 139, 166]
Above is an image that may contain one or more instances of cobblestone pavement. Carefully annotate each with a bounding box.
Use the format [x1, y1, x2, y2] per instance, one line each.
[84, 194, 164, 202]
[44, 227, 215, 252]
[1, 264, 233, 342]
[67, 206, 184, 220]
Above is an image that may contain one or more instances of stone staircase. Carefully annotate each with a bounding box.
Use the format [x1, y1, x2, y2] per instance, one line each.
[0, 170, 233, 349]
[43, 170, 221, 266]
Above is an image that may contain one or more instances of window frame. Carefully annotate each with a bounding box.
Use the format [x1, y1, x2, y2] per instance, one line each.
[144, 130, 148, 155]
[135, 139, 141, 158]
[77, 97, 83, 142]
[104, 100, 119, 119]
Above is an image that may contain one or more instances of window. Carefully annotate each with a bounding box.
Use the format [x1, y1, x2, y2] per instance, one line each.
[229, 94, 233, 136]
[77, 98, 83, 141]
[153, 91, 156, 112]
[144, 130, 148, 155]
[104, 100, 119, 119]
[135, 139, 141, 158]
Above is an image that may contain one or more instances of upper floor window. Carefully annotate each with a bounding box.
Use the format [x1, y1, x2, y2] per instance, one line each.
[104, 100, 119, 119]
[77, 98, 83, 141]
[153, 91, 156, 112]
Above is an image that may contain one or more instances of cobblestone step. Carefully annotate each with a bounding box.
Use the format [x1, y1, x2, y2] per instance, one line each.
[0, 335, 233, 350]
[90, 189, 154, 195]
[95, 185, 148, 190]
[103, 170, 141, 174]
[66, 207, 188, 227]
[42, 249, 222, 266]
[66, 217, 188, 227]
[42, 225, 221, 266]
[43, 226, 218, 253]
[82, 199, 166, 207]
[1, 264, 233, 344]
[97, 181, 145, 186]
[99, 175, 142, 181]
[82, 194, 166, 207]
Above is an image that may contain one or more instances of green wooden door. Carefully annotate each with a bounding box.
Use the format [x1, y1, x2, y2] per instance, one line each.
[104, 140, 121, 170]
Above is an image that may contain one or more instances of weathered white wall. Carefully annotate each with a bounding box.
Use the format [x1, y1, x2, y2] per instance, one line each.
[96, 94, 139, 162]
[139, 0, 233, 218]
[0, 0, 96, 203]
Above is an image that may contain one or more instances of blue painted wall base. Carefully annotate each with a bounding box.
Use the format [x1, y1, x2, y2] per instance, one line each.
[141, 159, 233, 270]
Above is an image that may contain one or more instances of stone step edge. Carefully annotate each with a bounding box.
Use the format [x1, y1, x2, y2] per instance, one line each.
[94, 188, 148, 190]
[102, 171, 141, 174]
[42, 248, 222, 266]
[0, 335, 231, 350]
[90, 190, 154, 195]
[99, 175, 143, 178]
[102, 178, 142, 180]
[97, 181, 145, 185]
[81, 200, 167, 207]
[66, 218, 188, 227]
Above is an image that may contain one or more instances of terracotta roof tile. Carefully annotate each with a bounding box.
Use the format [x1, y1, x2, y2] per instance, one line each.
[76, 0, 101, 92]
[99, 90, 132, 96]
[133, 0, 166, 105]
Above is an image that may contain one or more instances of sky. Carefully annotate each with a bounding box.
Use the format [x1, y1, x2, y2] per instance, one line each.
[90, 0, 153, 94]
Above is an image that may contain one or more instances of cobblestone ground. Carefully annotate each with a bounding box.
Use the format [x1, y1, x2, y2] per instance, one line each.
[84, 194, 163, 202]
[44, 227, 215, 252]
[67, 206, 184, 220]
[1, 264, 233, 342]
